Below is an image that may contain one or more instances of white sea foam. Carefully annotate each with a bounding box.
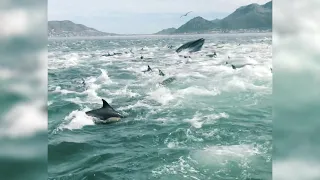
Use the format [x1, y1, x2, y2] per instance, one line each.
[60, 108, 94, 130]
[192, 144, 259, 165]
[152, 156, 199, 178]
[185, 111, 229, 128]
[147, 86, 175, 105]
[95, 69, 112, 84]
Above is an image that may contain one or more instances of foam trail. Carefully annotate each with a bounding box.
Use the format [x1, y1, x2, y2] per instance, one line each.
[61, 108, 95, 130]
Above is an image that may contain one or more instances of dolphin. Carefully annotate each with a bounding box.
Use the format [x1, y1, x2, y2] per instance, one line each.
[81, 78, 87, 90]
[231, 64, 254, 69]
[176, 38, 205, 53]
[142, 65, 152, 73]
[85, 99, 124, 123]
[206, 52, 217, 58]
[158, 69, 165, 76]
[101, 53, 113, 57]
[101, 52, 122, 57]
[178, 55, 191, 58]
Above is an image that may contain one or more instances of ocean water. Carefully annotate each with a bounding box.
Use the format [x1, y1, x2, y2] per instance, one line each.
[48, 33, 272, 180]
[0, 1, 47, 180]
[273, 0, 320, 179]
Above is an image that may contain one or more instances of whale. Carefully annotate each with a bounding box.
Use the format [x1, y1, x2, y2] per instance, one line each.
[85, 99, 124, 124]
[176, 38, 205, 53]
[160, 77, 176, 86]
[101, 52, 122, 57]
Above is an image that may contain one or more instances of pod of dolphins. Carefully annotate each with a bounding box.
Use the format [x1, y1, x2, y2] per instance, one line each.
[83, 38, 272, 124]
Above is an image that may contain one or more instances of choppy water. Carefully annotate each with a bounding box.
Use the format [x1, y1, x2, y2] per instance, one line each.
[0, 1, 47, 180]
[48, 33, 272, 180]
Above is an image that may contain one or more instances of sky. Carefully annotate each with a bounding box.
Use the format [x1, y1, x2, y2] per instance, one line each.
[48, 0, 271, 34]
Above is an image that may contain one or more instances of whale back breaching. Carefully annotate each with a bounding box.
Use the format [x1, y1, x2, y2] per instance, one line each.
[176, 38, 205, 53]
[160, 77, 176, 86]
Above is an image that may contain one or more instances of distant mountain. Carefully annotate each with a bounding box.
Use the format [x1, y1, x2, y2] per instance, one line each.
[154, 28, 177, 35]
[175, 16, 219, 34]
[48, 20, 116, 37]
[211, 18, 221, 23]
[262, 1, 272, 9]
[219, 1, 272, 29]
[155, 1, 272, 34]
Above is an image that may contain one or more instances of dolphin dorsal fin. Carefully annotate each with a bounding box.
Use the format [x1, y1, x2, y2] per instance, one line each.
[102, 99, 112, 109]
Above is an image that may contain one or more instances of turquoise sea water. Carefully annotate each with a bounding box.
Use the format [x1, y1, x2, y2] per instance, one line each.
[48, 33, 272, 179]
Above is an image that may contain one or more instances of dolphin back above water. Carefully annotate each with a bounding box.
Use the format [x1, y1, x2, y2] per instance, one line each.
[85, 99, 123, 123]
[176, 38, 205, 53]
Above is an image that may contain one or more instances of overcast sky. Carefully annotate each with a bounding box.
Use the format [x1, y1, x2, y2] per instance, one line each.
[48, 0, 270, 34]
